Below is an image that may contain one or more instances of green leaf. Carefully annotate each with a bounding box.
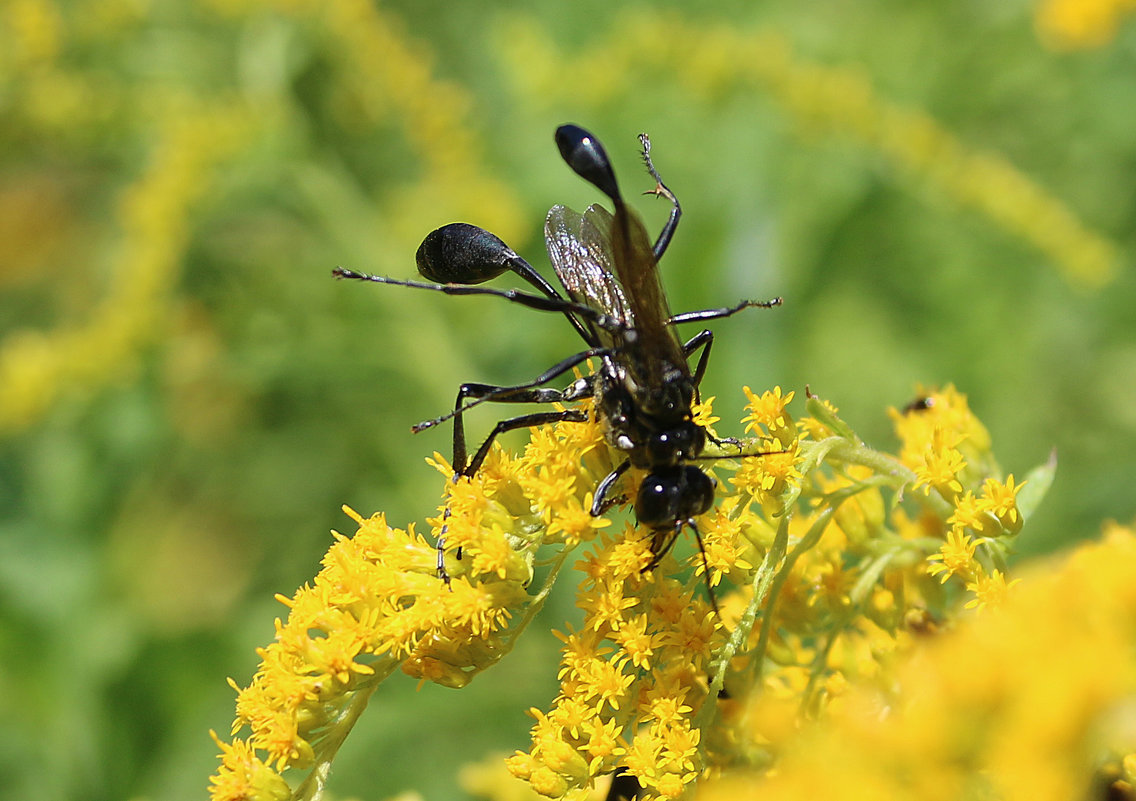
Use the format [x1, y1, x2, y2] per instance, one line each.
[1016, 449, 1057, 522]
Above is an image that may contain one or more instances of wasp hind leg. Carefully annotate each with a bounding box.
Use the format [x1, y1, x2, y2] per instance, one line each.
[431, 371, 594, 584]
[642, 519, 720, 617]
[435, 407, 588, 582]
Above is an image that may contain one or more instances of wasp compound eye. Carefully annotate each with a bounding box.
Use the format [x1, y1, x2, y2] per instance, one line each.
[416, 223, 517, 285]
[555, 124, 620, 202]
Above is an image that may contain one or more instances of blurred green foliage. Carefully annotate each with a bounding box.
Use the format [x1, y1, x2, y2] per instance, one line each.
[1, 1, 1134, 800]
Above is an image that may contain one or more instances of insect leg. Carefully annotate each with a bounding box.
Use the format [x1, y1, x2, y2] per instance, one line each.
[449, 384, 574, 473]
[678, 328, 724, 410]
[681, 329, 714, 391]
[430, 354, 597, 582]
[333, 268, 618, 336]
[643, 520, 720, 617]
[688, 519, 721, 617]
[463, 408, 588, 478]
[667, 296, 783, 327]
[591, 460, 631, 516]
[437, 406, 588, 581]
[638, 133, 682, 261]
[413, 347, 604, 459]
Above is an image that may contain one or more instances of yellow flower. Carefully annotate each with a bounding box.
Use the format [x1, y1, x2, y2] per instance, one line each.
[965, 569, 1019, 612]
[741, 385, 797, 446]
[212, 382, 1058, 800]
[927, 528, 979, 584]
[910, 428, 967, 500]
[701, 524, 1136, 799]
[982, 473, 1026, 534]
[208, 733, 291, 801]
[1036, 0, 1135, 49]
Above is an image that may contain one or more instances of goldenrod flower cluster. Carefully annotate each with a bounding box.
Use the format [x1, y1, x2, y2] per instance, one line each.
[0, 94, 255, 433]
[1036, 0, 1136, 49]
[698, 521, 1136, 801]
[210, 381, 1073, 801]
[892, 386, 1033, 611]
[0, 0, 523, 436]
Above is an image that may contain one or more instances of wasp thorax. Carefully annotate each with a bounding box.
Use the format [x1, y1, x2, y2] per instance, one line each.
[646, 425, 704, 466]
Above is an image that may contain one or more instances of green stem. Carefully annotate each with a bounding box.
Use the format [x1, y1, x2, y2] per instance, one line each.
[294, 676, 385, 801]
[824, 437, 955, 519]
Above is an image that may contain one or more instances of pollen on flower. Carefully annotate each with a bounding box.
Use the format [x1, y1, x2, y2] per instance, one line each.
[666, 603, 719, 664]
[547, 496, 612, 547]
[965, 569, 1018, 611]
[730, 445, 802, 502]
[927, 528, 979, 583]
[910, 428, 967, 499]
[580, 655, 636, 712]
[620, 732, 663, 785]
[581, 715, 622, 764]
[549, 694, 595, 739]
[742, 385, 796, 444]
[981, 474, 1026, 533]
[578, 580, 640, 634]
[610, 613, 662, 670]
[601, 527, 655, 578]
[698, 511, 754, 585]
[209, 732, 291, 801]
[640, 681, 694, 725]
[467, 522, 519, 579]
[947, 491, 1001, 538]
[214, 497, 535, 789]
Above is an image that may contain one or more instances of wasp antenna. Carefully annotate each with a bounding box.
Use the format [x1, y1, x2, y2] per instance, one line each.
[555, 124, 621, 203]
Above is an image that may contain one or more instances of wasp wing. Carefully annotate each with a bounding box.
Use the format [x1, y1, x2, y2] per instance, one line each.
[607, 199, 689, 383]
[545, 203, 633, 349]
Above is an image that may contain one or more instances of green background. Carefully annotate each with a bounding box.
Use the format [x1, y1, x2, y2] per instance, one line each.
[1, 1, 1134, 799]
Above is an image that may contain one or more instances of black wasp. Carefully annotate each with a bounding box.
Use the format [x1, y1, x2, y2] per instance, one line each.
[334, 124, 780, 583]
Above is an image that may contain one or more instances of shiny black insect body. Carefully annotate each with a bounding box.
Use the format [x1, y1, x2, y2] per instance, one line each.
[334, 124, 780, 580]
[902, 395, 935, 414]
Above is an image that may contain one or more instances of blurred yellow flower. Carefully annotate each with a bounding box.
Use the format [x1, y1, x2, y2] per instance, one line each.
[1036, 0, 1136, 48]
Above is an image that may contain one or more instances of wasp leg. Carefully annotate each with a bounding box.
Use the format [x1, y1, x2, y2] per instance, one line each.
[428, 356, 596, 583]
[421, 350, 600, 473]
[688, 519, 721, 617]
[437, 407, 589, 582]
[638, 133, 682, 261]
[642, 519, 720, 617]
[591, 460, 631, 516]
[681, 329, 714, 391]
[668, 296, 782, 327]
